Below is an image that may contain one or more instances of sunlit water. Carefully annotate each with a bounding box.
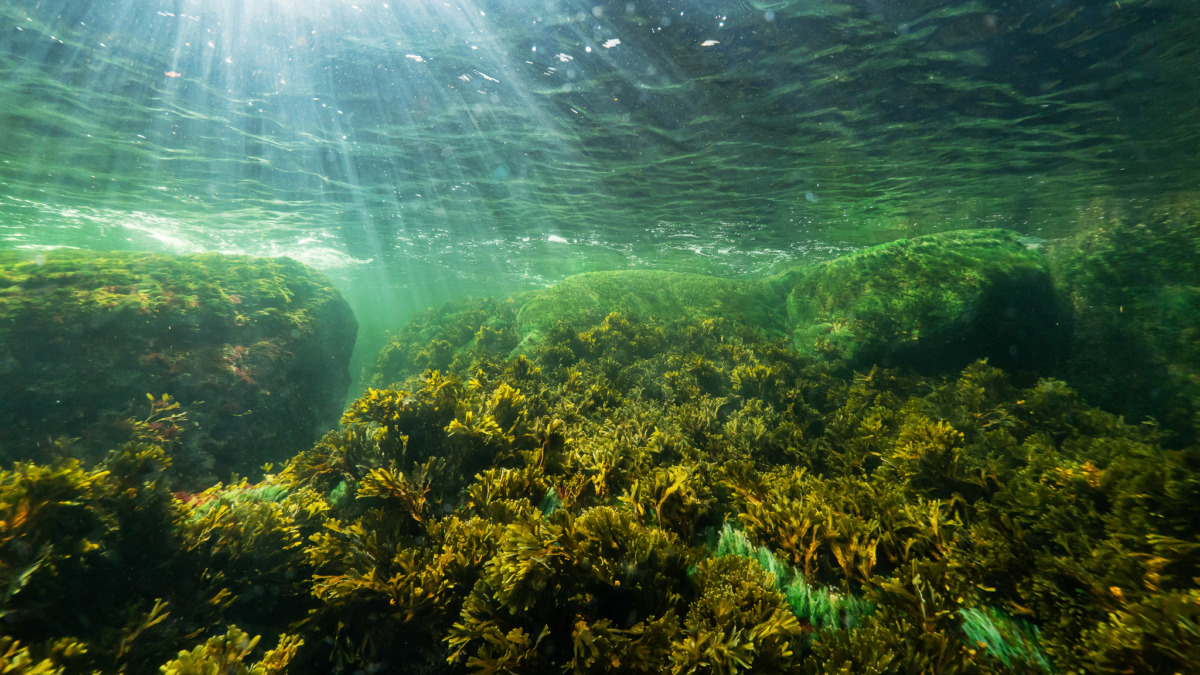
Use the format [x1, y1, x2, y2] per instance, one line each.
[2, 0, 1198, 374]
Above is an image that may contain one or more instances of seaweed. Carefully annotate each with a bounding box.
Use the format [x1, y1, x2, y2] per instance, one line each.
[959, 606, 1051, 672]
[3, 228, 1199, 673]
[158, 626, 302, 675]
[1048, 205, 1200, 445]
[714, 524, 875, 633]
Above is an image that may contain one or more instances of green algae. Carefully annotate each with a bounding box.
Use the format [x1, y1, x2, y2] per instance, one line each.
[715, 523, 875, 632]
[1048, 204, 1200, 446]
[959, 606, 1051, 672]
[776, 228, 1061, 373]
[515, 269, 788, 347]
[367, 229, 1065, 395]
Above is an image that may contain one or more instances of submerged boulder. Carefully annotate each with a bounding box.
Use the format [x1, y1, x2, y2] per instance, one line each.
[511, 229, 1064, 378]
[365, 229, 1063, 390]
[0, 250, 356, 482]
[776, 229, 1062, 374]
[1048, 203, 1200, 445]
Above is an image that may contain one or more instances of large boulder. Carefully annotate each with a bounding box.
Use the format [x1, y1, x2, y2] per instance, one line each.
[1048, 203, 1200, 445]
[776, 229, 1062, 374]
[0, 250, 356, 481]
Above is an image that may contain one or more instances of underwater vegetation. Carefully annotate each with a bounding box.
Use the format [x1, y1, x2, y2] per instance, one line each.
[1, 223, 1197, 673]
[371, 229, 1062, 393]
[1047, 199, 1200, 447]
[2, 321, 1196, 672]
[0, 431, 314, 673]
[781, 229, 1062, 375]
[0, 250, 356, 484]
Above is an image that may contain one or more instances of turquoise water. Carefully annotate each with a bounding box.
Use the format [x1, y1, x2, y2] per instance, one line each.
[1, 0, 1198, 367]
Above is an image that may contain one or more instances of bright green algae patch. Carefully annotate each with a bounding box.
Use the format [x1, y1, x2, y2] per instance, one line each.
[0, 249, 356, 482]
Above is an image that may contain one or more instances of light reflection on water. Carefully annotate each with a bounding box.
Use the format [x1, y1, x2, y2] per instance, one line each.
[0, 0, 1197, 342]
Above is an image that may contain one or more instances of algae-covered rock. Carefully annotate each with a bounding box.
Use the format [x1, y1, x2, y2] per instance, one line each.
[777, 228, 1061, 373]
[365, 271, 788, 390]
[365, 230, 1064, 390]
[1048, 204, 1200, 445]
[0, 249, 356, 480]
[515, 269, 787, 347]
[366, 296, 521, 390]
[515, 231, 1064, 376]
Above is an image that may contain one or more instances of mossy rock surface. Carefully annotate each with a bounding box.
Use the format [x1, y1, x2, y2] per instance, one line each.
[778, 228, 1062, 373]
[366, 296, 521, 390]
[515, 269, 787, 344]
[0, 249, 356, 481]
[366, 230, 1066, 389]
[1048, 202, 1200, 445]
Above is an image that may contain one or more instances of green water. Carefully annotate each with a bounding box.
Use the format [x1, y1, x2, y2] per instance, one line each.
[1, 0, 1198, 368]
[4, 4, 1200, 671]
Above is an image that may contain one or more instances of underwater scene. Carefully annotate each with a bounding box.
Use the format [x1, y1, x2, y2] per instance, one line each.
[1, 0, 1199, 673]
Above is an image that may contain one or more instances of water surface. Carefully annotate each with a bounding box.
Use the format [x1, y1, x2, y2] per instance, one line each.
[1, 0, 1196, 345]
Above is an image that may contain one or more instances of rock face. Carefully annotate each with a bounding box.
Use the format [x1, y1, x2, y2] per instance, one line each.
[0, 250, 356, 481]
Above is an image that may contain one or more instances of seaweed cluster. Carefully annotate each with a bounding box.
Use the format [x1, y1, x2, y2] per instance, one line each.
[2, 224, 1198, 673]
[4, 301, 1196, 673]
[0, 430, 314, 673]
